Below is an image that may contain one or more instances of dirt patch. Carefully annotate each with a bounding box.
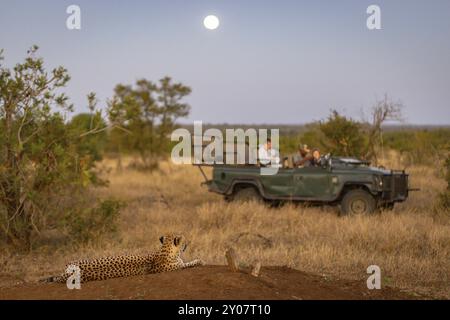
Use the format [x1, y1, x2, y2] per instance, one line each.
[0, 266, 419, 300]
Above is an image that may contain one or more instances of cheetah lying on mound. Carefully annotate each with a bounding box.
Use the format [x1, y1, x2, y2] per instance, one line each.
[43, 234, 204, 283]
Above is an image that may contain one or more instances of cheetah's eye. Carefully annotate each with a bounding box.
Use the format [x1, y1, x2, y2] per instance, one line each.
[173, 237, 180, 246]
[159, 236, 165, 244]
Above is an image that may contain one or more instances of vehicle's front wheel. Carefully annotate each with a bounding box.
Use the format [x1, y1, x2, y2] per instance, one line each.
[340, 189, 376, 216]
[232, 187, 263, 203]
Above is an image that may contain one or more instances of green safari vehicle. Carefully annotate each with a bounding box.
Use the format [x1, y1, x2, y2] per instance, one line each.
[196, 156, 413, 215]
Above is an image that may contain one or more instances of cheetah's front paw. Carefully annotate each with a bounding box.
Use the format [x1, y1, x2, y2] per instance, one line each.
[197, 259, 206, 266]
[184, 259, 205, 268]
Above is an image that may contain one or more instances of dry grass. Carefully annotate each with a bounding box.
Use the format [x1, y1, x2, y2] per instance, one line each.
[1, 155, 449, 298]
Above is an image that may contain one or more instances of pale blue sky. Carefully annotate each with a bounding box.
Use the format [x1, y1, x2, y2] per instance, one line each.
[1, 0, 449, 124]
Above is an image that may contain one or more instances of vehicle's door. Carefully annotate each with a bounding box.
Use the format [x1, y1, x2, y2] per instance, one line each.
[293, 166, 332, 199]
[259, 168, 294, 199]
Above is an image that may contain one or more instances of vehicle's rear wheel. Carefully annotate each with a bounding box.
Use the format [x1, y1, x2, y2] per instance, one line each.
[232, 187, 263, 203]
[340, 189, 376, 216]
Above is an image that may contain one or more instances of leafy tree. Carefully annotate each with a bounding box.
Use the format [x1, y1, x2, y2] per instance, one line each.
[69, 112, 107, 162]
[318, 110, 365, 157]
[297, 124, 326, 152]
[0, 46, 116, 248]
[107, 77, 191, 170]
[297, 96, 404, 162]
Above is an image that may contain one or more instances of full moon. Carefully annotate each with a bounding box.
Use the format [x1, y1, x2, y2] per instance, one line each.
[203, 15, 220, 30]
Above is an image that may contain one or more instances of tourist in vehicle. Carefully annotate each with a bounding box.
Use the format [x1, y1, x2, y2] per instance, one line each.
[295, 147, 324, 167]
[311, 149, 322, 166]
[293, 144, 312, 167]
[258, 138, 280, 166]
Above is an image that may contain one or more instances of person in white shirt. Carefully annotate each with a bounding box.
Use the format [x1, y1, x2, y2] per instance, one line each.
[258, 138, 280, 166]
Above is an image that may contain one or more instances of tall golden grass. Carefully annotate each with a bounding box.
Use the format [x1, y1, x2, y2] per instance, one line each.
[1, 153, 449, 298]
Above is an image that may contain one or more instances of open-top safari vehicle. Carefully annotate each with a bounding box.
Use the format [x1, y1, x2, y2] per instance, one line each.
[195, 155, 416, 215]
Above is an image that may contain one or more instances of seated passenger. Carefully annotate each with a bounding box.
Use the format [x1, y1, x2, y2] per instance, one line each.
[258, 138, 280, 166]
[293, 144, 312, 167]
[303, 149, 322, 167]
[311, 149, 322, 167]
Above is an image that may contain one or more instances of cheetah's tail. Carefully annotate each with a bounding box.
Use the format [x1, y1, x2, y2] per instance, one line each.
[39, 275, 64, 283]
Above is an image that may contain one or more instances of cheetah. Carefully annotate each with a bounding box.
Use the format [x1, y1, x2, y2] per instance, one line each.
[42, 234, 204, 283]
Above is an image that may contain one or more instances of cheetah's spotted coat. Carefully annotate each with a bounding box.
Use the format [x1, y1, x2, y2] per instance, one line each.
[44, 234, 204, 283]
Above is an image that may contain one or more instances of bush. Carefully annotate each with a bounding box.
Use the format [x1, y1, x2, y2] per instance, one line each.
[384, 129, 450, 166]
[279, 116, 365, 158]
[0, 46, 117, 249]
[62, 199, 124, 245]
[318, 111, 365, 157]
[286, 111, 366, 158]
[69, 113, 108, 162]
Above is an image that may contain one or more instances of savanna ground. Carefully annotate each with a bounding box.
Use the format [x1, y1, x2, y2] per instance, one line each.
[0, 153, 449, 299]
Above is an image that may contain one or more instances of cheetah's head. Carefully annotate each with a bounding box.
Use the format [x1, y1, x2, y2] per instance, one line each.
[159, 234, 187, 257]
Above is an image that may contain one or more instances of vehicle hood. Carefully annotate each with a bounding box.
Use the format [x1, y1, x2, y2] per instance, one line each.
[330, 158, 392, 175]
[336, 166, 392, 175]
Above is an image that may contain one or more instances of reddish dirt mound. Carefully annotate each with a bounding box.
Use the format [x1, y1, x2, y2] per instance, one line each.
[0, 266, 416, 300]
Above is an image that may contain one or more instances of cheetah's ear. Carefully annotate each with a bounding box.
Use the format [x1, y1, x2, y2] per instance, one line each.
[174, 236, 181, 246]
[159, 236, 165, 244]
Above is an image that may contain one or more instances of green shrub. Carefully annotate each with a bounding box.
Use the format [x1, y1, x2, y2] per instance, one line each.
[69, 113, 108, 162]
[0, 46, 115, 249]
[62, 199, 124, 245]
[384, 129, 450, 165]
[318, 111, 366, 157]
